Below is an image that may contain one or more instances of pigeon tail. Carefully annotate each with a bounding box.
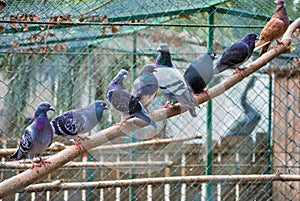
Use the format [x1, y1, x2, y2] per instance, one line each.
[212, 67, 220, 75]
[132, 112, 157, 128]
[188, 108, 197, 117]
[10, 149, 24, 160]
[259, 43, 270, 57]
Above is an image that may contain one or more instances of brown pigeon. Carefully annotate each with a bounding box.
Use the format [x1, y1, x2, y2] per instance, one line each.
[255, 0, 289, 57]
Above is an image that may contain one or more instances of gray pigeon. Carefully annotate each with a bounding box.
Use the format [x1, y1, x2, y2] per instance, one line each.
[213, 33, 258, 75]
[10, 102, 55, 171]
[154, 43, 198, 117]
[51, 100, 108, 146]
[106, 69, 157, 128]
[184, 51, 216, 94]
[132, 64, 158, 112]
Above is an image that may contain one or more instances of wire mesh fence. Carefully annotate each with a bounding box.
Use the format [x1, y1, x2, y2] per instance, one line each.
[0, 0, 299, 200]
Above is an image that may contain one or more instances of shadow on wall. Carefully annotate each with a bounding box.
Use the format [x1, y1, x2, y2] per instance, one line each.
[224, 76, 261, 137]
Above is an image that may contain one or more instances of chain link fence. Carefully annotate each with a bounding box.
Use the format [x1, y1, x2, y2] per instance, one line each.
[0, 0, 299, 200]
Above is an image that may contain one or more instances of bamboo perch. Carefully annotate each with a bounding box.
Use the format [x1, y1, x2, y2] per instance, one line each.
[91, 134, 202, 151]
[22, 174, 300, 192]
[0, 134, 202, 157]
[0, 18, 298, 199]
[1, 160, 173, 169]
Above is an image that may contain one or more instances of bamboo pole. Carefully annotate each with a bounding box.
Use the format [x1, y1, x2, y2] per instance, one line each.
[0, 134, 202, 157]
[0, 161, 174, 169]
[0, 18, 298, 199]
[21, 174, 300, 192]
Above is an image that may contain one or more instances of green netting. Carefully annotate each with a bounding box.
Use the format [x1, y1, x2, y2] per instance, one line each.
[0, 0, 299, 200]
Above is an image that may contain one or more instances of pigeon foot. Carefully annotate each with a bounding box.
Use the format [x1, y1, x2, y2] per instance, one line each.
[113, 118, 129, 127]
[202, 89, 209, 96]
[31, 161, 41, 173]
[161, 102, 174, 108]
[276, 40, 285, 46]
[72, 139, 84, 150]
[234, 68, 246, 77]
[39, 157, 51, 168]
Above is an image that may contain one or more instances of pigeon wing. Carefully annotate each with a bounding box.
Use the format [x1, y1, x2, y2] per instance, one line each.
[109, 89, 131, 114]
[10, 129, 33, 160]
[218, 42, 250, 68]
[154, 68, 187, 96]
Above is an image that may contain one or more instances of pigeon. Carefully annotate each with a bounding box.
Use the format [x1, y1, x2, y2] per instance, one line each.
[132, 64, 159, 112]
[184, 51, 216, 94]
[10, 102, 55, 171]
[156, 43, 174, 68]
[213, 33, 258, 75]
[225, 77, 261, 137]
[154, 43, 198, 117]
[106, 69, 157, 128]
[255, 0, 289, 57]
[51, 100, 108, 146]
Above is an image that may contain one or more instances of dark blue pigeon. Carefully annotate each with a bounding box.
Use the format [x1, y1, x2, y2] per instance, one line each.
[213, 33, 258, 75]
[154, 43, 198, 117]
[184, 51, 216, 94]
[106, 69, 157, 128]
[10, 102, 55, 171]
[51, 100, 108, 147]
[132, 64, 158, 112]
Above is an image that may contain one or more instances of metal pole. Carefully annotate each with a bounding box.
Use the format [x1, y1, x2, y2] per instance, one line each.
[206, 7, 214, 201]
[129, 31, 137, 201]
[267, 75, 273, 174]
[86, 47, 93, 200]
[266, 75, 273, 196]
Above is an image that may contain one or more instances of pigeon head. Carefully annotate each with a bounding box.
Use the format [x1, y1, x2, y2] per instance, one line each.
[94, 100, 108, 121]
[157, 43, 170, 53]
[156, 43, 174, 67]
[94, 100, 108, 110]
[275, 0, 284, 6]
[207, 51, 217, 60]
[34, 102, 55, 128]
[243, 33, 258, 42]
[242, 33, 258, 49]
[36, 102, 55, 115]
[140, 64, 157, 75]
[113, 69, 128, 84]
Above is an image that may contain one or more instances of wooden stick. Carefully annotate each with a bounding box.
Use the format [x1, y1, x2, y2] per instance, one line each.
[22, 174, 300, 192]
[92, 134, 202, 151]
[0, 18, 298, 199]
[1, 160, 173, 169]
[0, 135, 202, 157]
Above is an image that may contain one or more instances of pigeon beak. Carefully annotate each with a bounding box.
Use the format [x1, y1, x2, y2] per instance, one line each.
[104, 105, 109, 110]
[49, 106, 55, 111]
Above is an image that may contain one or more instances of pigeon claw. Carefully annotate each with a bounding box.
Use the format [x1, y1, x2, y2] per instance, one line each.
[202, 89, 209, 96]
[31, 162, 41, 173]
[234, 68, 246, 77]
[72, 139, 84, 150]
[113, 118, 128, 127]
[161, 102, 174, 108]
[276, 40, 285, 46]
[39, 157, 51, 168]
